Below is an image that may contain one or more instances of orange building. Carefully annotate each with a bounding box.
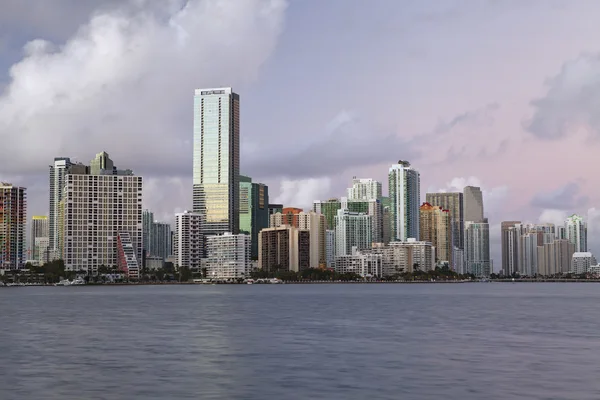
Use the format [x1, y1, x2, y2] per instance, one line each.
[419, 202, 452, 265]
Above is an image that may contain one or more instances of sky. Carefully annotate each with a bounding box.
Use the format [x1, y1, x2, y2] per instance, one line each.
[2, 0, 600, 268]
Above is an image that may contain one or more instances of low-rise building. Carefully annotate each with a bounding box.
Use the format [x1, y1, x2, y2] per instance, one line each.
[335, 247, 382, 278]
[571, 252, 597, 275]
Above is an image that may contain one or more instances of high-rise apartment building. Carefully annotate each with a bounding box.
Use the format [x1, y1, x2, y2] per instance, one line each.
[258, 225, 310, 272]
[313, 198, 341, 230]
[297, 211, 327, 269]
[192, 87, 240, 237]
[501, 221, 521, 276]
[0, 184, 27, 270]
[174, 211, 204, 270]
[365, 240, 435, 275]
[565, 214, 587, 252]
[463, 186, 484, 223]
[425, 192, 464, 250]
[419, 203, 452, 265]
[537, 239, 575, 276]
[117, 231, 140, 279]
[464, 221, 491, 277]
[326, 230, 335, 268]
[30, 215, 49, 263]
[151, 222, 172, 261]
[388, 161, 420, 241]
[142, 209, 154, 256]
[60, 153, 142, 273]
[334, 209, 372, 256]
[341, 197, 383, 244]
[335, 248, 383, 277]
[206, 233, 251, 279]
[49, 157, 72, 254]
[347, 178, 382, 201]
[239, 175, 269, 259]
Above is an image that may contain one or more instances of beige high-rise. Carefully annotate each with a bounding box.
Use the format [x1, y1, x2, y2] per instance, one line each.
[419, 203, 452, 265]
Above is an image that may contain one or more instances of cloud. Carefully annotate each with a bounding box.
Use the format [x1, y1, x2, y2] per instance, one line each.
[525, 52, 600, 139]
[530, 181, 588, 210]
[273, 177, 331, 210]
[538, 209, 568, 226]
[0, 0, 287, 176]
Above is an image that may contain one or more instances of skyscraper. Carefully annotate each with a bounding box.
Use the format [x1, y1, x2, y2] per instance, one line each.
[334, 209, 372, 256]
[464, 221, 491, 277]
[49, 157, 72, 254]
[174, 211, 204, 270]
[463, 186, 484, 223]
[313, 198, 341, 230]
[30, 215, 49, 263]
[0, 183, 27, 269]
[239, 175, 269, 259]
[419, 203, 452, 265]
[565, 214, 587, 252]
[501, 221, 521, 276]
[193, 87, 240, 237]
[142, 209, 154, 256]
[425, 192, 464, 250]
[347, 178, 382, 201]
[388, 161, 420, 241]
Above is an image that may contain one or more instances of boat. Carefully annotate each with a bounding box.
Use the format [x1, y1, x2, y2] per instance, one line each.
[72, 277, 85, 285]
[269, 278, 283, 284]
[246, 279, 254, 285]
[55, 279, 72, 286]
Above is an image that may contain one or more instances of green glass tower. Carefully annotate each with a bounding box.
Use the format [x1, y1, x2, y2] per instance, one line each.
[313, 198, 341, 230]
[239, 175, 269, 259]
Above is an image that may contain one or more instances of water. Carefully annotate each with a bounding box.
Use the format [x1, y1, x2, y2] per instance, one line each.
[1, 283, 600, 399]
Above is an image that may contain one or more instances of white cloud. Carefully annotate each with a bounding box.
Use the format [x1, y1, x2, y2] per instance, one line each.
[433, 175, 508, 218]
[538, 209, 569, 226]
[0, 0, 287, 175]
[273, 177, 331, 210]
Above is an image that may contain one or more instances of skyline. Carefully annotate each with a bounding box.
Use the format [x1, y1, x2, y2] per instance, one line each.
[3, 0, 600, 266]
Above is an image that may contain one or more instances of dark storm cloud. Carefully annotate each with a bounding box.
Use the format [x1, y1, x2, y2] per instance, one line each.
[530, 182, 589, 210]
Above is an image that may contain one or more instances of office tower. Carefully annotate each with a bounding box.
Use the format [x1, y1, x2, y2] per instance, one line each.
[571, 252, 596, 274]
[206, 233, 251, 279]
[0, 184, 27, 269]
[341, 197, 383, 244]
[239, 175, 269, 259]
[49, 157, 72, 254]
[313, 198, 341, 230]
[268, 204, 283, 216]
[501, 221, 521, 276]
[151, 222, 172, 260]
[426, 192, 464, 250]
[335, 248, 383, 277]
[519, 233, 538, 276]
[30, 216, 49, 263]
[258, 226, 310, 272]
[117, 232, 140, 279]
[334, 209, 372, 256]
[297, 211, 327, 269]
[347, 178, 382, 201]
[60, 154, 142, 274]
[419, 203, 452, 265]
[463, 186, 484, 223]
[174, 211, 204, 270]
[142, 210, 154, 256]
[565, 214, 587, 252]
[388, 161, 420, 241]
[192, 87, 240, 237]
[464, 221, 491, 277]
[326, 230, 335, 268]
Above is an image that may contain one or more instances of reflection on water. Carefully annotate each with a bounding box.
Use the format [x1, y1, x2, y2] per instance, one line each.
[1, 284, 600, 399]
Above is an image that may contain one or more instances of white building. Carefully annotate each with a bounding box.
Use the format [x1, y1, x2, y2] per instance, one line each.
[335, 209, 372, 256]
[117, 231, 140, 279]
[297, 211, 326, 269]
[520, 232, 538, 276]
[326, 230, 335, 268]
[174, 211, 204, 270]
[206, 233, 251, 279]
[388, 161, 420, 241]
[341, 197, 383, 244]
[366, 239, 435, 276]
[565, 214, 587, 253]
[49, 157, 72, 254]
[347, 178, 382, 201]
[335, 247, 382, 277]
[571, 252, 597, 275]
[464, 221, 491, 277]
[60, 154, 142, 273]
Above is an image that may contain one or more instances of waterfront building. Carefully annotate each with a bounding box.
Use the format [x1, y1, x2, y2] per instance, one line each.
[60, 153, 142, 274]
[335, 247, 382, 277]
[192, 87, 240, 237]
[419, 203, 452, 266]
[388, 161, 420, 241]
[239, 175, 269, 259]
[519, 232, 538, 276]
[49, 157, 72, 255]
[464, 221, 491, 277]
[381, 196, 391, 244]
[500, 221, 521, 276]
[30, 215, 49, 263]
[174, 211, 204, 270]
[334, 209, 372, 256]
[463, 186, 484, 223]
[365, 239, 435, 276]
[297, 211, 327, 269]
[151, 222, 172, 261]
[347, 178, 382, 201]
[206, 232, 251, 279]
[117, 231, 140, 279]
[0, 183, 27, 270]
[258, 225, 310, 272]
[326, 229, 335, 268]
[571, 252, 596, 275]
[565, 214, 587, 253]
[145, 255, 164, 270]
[313, 198, 341, 230]
[426, 192, 464, 251]
[341, 197, 383, 244]
[142, 209, 154, 257]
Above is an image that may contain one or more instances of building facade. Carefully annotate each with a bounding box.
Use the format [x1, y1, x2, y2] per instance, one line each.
[206, 232, 251, 279]
[334, 209, 372, 256]
[174, 211, 204, 270]
[297, 211, 327, 269]
[0, 184, 27, 270]
[151, 222, 172, 261]
[192, 87, 240, 237]
[565, 214, 587, 253]
[258, 226, 310, 272]
[571, 252, 596, 275]
[239, 175, 269, 259]
[500, 221, 521, 276]
[49, 157, 72, 254]
[464, 221, 491, 277]
[425, 192, 464, 250]
[142, 209, 154, 257]
[347, 178, 382, 201]
[30, 215, 49, 263]
[419, 203, 452, 265]
[117, 231, 140, 279]
[326, 229, 335, 268]
[388, 161, 420, 241]
[313, 198, 342, 230]
[335, 248, 383, 277]
[463, 186, 484, 223]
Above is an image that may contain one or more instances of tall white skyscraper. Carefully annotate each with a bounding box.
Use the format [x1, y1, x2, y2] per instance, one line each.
[49, 157, 72, 253]
[464, 221, 491, 277]
[174, 211, 204, 270]
[192, 87, 240, 238]
[388, 161, 420, 241]
[347, 178, 382, 201]
[565, 214, 587, 252]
